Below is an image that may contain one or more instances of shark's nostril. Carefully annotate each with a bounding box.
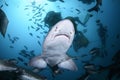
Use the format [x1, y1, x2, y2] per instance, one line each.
[55, 27, 58, 31]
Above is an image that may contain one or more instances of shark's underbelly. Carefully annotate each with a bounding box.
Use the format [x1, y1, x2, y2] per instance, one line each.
[42, 53, 70, 67]
[42, 37, 70, 66]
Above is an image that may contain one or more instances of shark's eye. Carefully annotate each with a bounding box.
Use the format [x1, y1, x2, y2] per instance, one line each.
[70, 32, 72, 34]
[55, 26, 58, 31]
[56, 26, 58, 29]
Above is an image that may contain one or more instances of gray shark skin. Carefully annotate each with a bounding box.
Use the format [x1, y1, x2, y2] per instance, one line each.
[19, 69, 47, 80]
[29, 19, 78, 71]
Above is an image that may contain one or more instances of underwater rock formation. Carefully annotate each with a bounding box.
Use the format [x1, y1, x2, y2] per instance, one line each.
[73, 31, 89, 52]
[0, 9, 9, 37]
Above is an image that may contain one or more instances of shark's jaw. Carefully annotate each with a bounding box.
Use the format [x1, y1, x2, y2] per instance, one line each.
[54, 33, 70, 40]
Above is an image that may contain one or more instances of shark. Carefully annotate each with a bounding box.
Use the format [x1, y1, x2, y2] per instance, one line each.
[0, 59, 46, 80]
[0, 59, 17, 71]
[29, 19, 78, 71]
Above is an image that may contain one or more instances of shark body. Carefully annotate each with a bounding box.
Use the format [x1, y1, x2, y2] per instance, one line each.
[29, 19, 77, 71]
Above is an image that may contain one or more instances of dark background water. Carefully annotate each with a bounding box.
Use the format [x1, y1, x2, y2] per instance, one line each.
[0, 0, 120, 80]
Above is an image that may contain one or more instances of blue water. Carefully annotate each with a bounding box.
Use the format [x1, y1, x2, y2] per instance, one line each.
[0, 0, 120, 80]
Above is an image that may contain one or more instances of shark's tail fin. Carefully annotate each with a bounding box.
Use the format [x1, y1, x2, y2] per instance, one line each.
[88, 5, 100, 12]
[29, 56, 47, 69]
[58, 58, 78, 71]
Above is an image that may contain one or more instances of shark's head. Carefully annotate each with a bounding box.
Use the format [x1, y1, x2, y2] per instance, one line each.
[52, 19, 75, 41]
[43, 19, 75, 53]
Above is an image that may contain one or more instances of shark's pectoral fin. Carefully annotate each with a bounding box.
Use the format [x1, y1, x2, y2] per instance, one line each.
[29, 56, 47, 69]
[58, 59, 78, 71]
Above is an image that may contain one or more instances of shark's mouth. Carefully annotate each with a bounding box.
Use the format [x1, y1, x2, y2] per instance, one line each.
[54, 34, 70, 40]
